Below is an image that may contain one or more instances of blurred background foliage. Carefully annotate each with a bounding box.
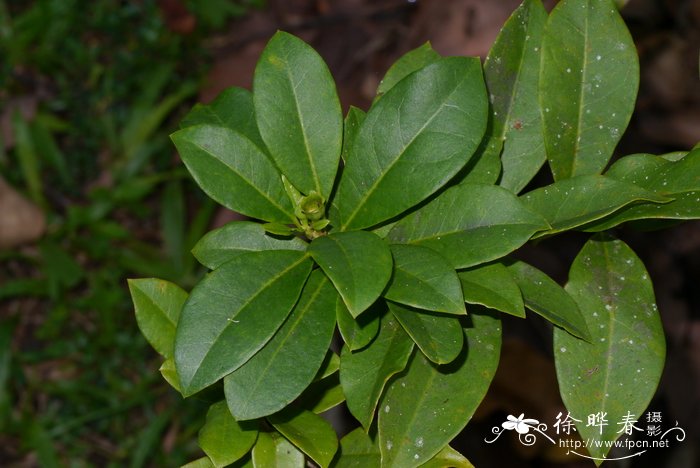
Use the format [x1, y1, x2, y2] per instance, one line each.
[0, 0, 262, 465]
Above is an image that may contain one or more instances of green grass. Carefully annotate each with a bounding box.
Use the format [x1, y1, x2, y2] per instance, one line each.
[0, 0, 262, 464]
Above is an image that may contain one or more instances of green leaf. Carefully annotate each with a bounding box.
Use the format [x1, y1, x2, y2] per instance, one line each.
[485, 0, 547, 193]
[521, 175, 669, 238]
[181, 457, 215, 468]
[192, 221, 307, 270]
[341, 106, 366, 164]
[269, 409, 338, 468]
[297, 373, 345, 414]
[224, 270, 337, 420]
[554, 235, 665, 461]
[199, 401, 258, 467]
[336, 57, 488, 230]
[128, 278, 187, 358]
[159, 358, 181, 393]
[583, 149, 700, 230]
[379, 311, 501, 467]
[505, 260, 590, 340]
[171, 125, 295, 223]
[340, 315, 414, 429]
[419, 445, 473, 468]
[454, 141, 501, 186]
[315, 350, 341, 381]
[180, 87, 266, 150]
[252, 432, 305, 468]
[458, 263, 524, 317]
[337, 298, 381, 351]
[387, 184, 549, 269]
[541, 0, 639, 180]
[376, 42, 441, 97]
[174, 250, 312, 396]
[385, 245, 465, 315]
[309, 231, 393, 317]
[388, 303, 463, 365]
[262, 223, 296, 236]
[335, 428, 380, 468]
[254, 31, 342, 198]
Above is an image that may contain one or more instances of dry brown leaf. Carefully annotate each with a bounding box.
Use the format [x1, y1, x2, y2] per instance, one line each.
[0, 176, 45, 249]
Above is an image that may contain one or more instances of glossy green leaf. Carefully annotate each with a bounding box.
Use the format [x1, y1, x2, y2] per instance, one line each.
[192, 221, 307, 270]
[159, 358, 181, 393]
[182, 457, 216, 468]
[174, 251, 312, 396]
[297, 373, 345, 414]
[180, 87, 266, 150]
[309, 231, 393, 317]
[486, 0, 547, 193]
[376, 42, 441, 97]
[454, 141, 501, 186]
[388, 303, 463, 365]
[340, 315, 414, 429]
[458, 263, 524, 317]
[419, 445, 473, 468]
[521, 175, 669, 237]
[387, 184, 549, 269]
[541, 0, 639, 180]
[583, 149, 700, 230]
[199, 401, 258, 467]
[554, 236, 665, 460]
[506, 260, 590, 340]
[341, 106, 366, 164]
[337, 298, 381, 351]
[128, 278, 187, 358]
[224, 270, 337, 420]
[262, 223, 296, 236]
[386, 245, 463, 315]
[315, 350, 340, 381]
[171, 125, 295, 223]
[336, 57, 488, 230]
[254, 31, 342, 198]
[231, 457, 254, 468]
[252, 432, 305, 468]
[379, 311, 501, 467]
[372, 222, 398, 239]
[335, 428, 380, 468]
[269, 409, 338, 468]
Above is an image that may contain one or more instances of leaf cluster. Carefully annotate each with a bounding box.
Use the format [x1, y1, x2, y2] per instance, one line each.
[130, 0, 700, 466]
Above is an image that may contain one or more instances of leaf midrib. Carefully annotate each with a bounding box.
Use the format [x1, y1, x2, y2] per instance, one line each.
[598, 242, 617, 443]
[341, 69, 467, 230]
[407, 220, 544, 245]
[381, 352, 437, 467]
[283, 52, 323, 195]
[134, 286, 178, 328]
[234, 276, 328, 413]
[188, 254, 309, 389]
[487, 4, 535, 146]
[390, 265, 460, 312]
[570, 2, 590, 177]
[186, 135, 295, 223]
